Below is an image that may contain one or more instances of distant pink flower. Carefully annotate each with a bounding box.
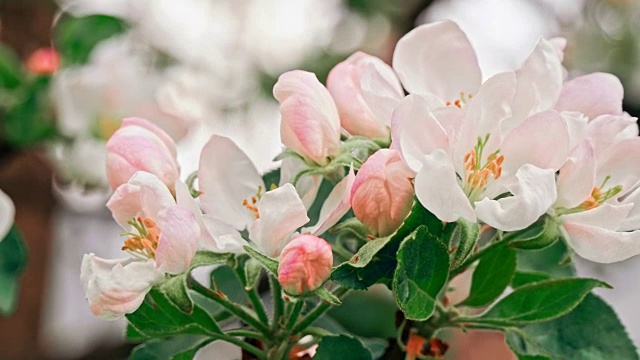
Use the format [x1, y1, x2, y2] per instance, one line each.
[106, 117, 179, 191]
[351, 149, 415, 237]
[81, 172, 200, 319]
[278, 234, 333, 295]
[25, 47, 60, 75]
[274, 70, 341, 166]
[327, 52, 403, 139]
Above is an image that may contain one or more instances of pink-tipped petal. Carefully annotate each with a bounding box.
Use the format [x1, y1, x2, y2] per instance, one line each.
[274, 70, 341, 165]
[351, 149, 415, 237]
[415, 149, 476, 223]
[249, 184, 309, 257]
[306, 167, 356, 236]
[80, 254, 164, 320]
[277, 234, 333, 295]
[555, 72, 624, 119]
[327, 52, 401, 139]
[564, 222, 640, 263]
[106, 117, 179, 191]
[154, 206, 200, 274]
[475, 165, 556, 231]
[393, 20, 481, 101]
[586, 114, 639, 154]
[198, 135, 265, 231]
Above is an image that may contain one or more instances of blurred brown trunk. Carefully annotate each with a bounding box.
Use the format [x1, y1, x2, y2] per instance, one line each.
[0, 0, 56, 59]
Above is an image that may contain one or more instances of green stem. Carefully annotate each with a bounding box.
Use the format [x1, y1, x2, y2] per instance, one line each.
[285, 300, 305, 331]
[248, 287, 270, 326]
[270, 276, 284, 330]
[187, 275, 270, 336]
[290, 287, 349, 334]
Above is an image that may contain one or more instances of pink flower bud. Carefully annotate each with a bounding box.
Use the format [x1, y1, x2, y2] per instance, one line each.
[277, 234, 333, 295]
[327, 52, 403, 139]
[106, 117, 179, 191]
[25, 47, 60, 75]
[274, 70, 341, 166]
[351, 149, 415, 237]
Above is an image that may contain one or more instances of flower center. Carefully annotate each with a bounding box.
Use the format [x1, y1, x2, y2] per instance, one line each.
[242, 186, 264, 219]
[121, 217, 160, 259]
[558, 175, 623, 215]
[462, 134, 503, 200]
[93, 114, 121, 140]
[445, 92, 473, 108]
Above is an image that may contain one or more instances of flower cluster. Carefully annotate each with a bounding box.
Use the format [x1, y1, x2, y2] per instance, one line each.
[81, 19, 640, 359]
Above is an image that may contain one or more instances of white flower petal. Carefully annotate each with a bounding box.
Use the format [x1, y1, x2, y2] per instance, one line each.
[414, 150, 475, 223]
[154, 206, 200, 274]
[555, 72, 624, 120]
[80, 254, 164, 320]
[555, 140, 596, 209]
[249, 184, 309, 257]
[393, 20, 481, 100]
[564, 222, 640, 263]
[618, 188, 640, 231]
[201, 216, 248, 253]
[198, 135, 265, 230]
[391, 94, 452, 172]
[0, 189, 15, 241]
[279, 156, 321, 210]
[475, 165, 556, 231]
[586, 114, 639, 155]
[562, 203, 633, 231]
[596, 138, 640, 197]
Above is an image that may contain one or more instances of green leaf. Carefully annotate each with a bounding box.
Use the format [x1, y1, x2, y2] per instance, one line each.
[331, 200, 443, 290]
[243, 246, 278, 275]
[458, 243, 516, 307]
[0, 44, 22, 89]
[243, 257, 262, 290]
[53, 14, 128, 65]
[4, 77, 57, 148]
[505, 215, 562, 250]
[130, 335, 212, 360]
[327, 289, 397, 339]
[0, 225, 28, 316]
[314, 334, 373, 360]
[448, 218, 481, 270]
[470, 278, 610, 326]
[511, 271, 551, 288]
[517, 240, 575, 278]
[506, 294, 639, 360]
[393, 226, 449, 320]
[126, 288, 221, 341]
[189, 251, 232, 269]
[159, 274, 193, 315]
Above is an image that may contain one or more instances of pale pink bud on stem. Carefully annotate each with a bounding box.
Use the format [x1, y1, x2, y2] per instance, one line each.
[277, 234, 333, 296]
[25, 47, 60, 75]
[351, 149, 415, 237]
[106, 117, 179, 191]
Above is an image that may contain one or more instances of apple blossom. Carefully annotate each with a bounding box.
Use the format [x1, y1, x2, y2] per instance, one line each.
[326, 52, 403, 139]
[81, 172, 199, 319]
[198, 135, 354, 257]
[274, 70, 341, 166]
[350, 149, 415, 237]
[0, 189, 15, 242]
[393, 72, 569, 231]
[277, 234, 333, 295]
[555, 72, 624, 120]
[106, 117, 180, 192]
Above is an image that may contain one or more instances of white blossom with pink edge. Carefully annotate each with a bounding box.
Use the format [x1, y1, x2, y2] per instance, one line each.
[553, 138, 640, 263]
[197, 135, 354, 257]
[0, 189, 15, 242]
[393, 72, 570, 231]
[80, 172, 200, 320]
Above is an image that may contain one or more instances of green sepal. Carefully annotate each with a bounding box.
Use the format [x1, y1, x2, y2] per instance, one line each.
[458, 243, 517, 308]
[393, 226, 449, 321]
[243, 257, 263, 290]
[243, 246, 278, 275]
[447, 218, 481, 270]
[189, 251, 233, 269]
[313, 287, 342, 305]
